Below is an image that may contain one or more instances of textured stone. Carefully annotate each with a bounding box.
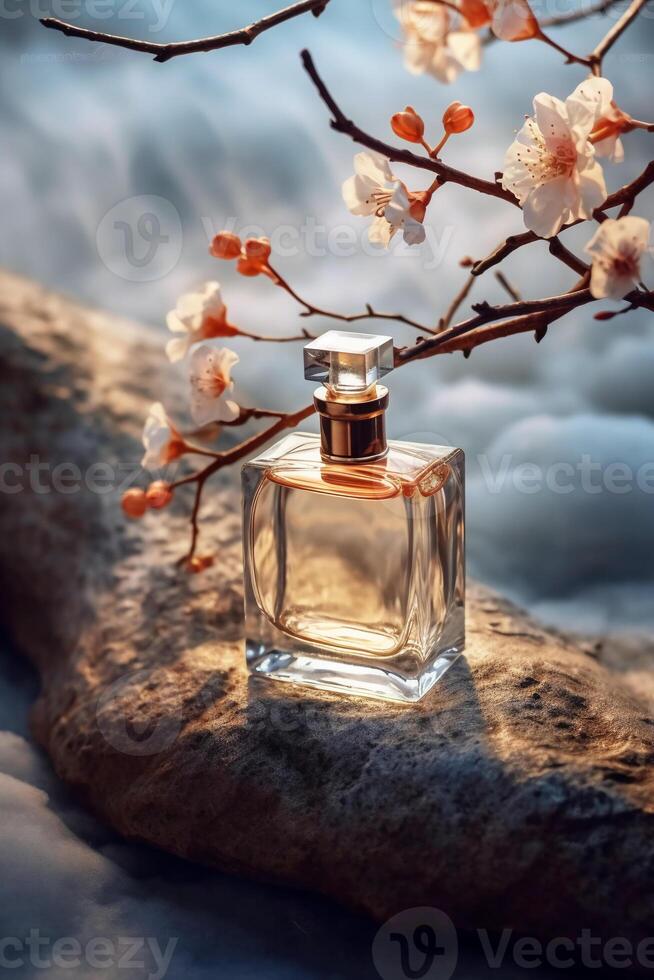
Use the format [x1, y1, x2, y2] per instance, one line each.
[1, 269, 653, 945]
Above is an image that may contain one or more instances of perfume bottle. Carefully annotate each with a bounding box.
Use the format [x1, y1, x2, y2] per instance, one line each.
[242, 331, 465, 702]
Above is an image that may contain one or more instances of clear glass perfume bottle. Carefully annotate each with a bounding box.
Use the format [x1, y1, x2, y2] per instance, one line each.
[242, 331, 465, 702]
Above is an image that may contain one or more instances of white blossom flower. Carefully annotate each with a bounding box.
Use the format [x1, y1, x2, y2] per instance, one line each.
[569, 76, 626, 163]
[342, 151, 426, 247]
[395, 1, 482, 83]
[488, 0, 539, 41]
[585, 216, 651, 299]
[189, 345, 240, 426]
[141, 402, 185, 470]
[166, 282, 238, 363]
[501, 84, 608, 238]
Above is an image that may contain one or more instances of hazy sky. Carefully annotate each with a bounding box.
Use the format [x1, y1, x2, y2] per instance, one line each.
[1, 9, 654, 976]
[2, 0, 654, 629]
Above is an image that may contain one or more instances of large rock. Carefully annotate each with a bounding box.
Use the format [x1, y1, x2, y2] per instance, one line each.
[1, 269, 653, 946]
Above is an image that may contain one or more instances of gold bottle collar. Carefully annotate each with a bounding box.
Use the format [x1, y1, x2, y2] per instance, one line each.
[313, 384, 389, 463]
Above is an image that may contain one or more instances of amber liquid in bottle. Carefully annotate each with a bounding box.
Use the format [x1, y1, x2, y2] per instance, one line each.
[242, 433, 464, 702]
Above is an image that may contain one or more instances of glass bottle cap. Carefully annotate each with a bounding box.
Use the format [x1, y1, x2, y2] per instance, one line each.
[303, 331, 394, 393]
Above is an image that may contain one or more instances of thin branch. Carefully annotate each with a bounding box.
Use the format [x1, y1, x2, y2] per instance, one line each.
[397, 287, 654, 364]
[439, 275, 476, 329]
[222, 407, 291, 425]
[399, 288, 596, 362]
[472, 162, 654, 275]
[472, 231, 535, 276]
[430, 307, 569, 357]
[536, 29, 591, 67]
[41, 0, 331, 63]
[267, 263, 437, 334]
[301, 49, 517, 205]
[590, 0, 647, 74]
[609, 159, 654, 209]
[482, 0, 619, 44]
[548, 238, 589, 277]
[239, 327, 315, 343]
[494, 270, 522, 302]
[539, 0, 620, 29]
[172, 404, 315, 561]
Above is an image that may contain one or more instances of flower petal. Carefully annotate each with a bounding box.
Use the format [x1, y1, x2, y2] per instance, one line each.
[566, 76, 613, 134]
[189, 345, 240, 426]
[522, 176, 571, 238]
[576, 159, 607, 220]
[402, 218, 427, 245]
[166, 311, 187, 334]
[594, 133, 624, 163]
[141, 402, 171, 470]
[368, 215, 395, 247]
[342, 174, 379, 216]
[447, 30, 482, 71]
[532, 92, 570, 147]
[490, 0, 539, 40]
[165, 336, 190, 363]
[354, 150, 394, 185]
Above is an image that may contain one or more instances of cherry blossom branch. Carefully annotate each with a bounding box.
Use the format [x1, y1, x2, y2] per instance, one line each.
[547, 238, 589, 277]
[520, 0, 644, 71]
[41, 0, 331, 63]
[494, 270, 522, 302]
[396, 287, 654, 364]
[397, 288, 596, 363]
[430, 307, 569, 357]
[472, 161, 654, 275]
[239, 327, 315, 343]
[222, 407, 294, 425]
[439, 275, 476, 329]
[589, 0, 648, 74]
[300, 49, 517, 205]
[171, 404, 315, 564]
[267, 263, 437, 334]
[483, 0, 620, 48]
[536, 0, 620, 29]
[535, 31, 591, 68]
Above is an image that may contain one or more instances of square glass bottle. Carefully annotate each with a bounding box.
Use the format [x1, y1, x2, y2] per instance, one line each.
[242, 332, 465, 703]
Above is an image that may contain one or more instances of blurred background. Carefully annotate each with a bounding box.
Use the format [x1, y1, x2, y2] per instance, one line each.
[1, 4, 653, 975]
[3, 0, 654, 633]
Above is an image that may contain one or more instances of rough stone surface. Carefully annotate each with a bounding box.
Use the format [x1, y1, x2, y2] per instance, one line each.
[1, 269, 653, 944]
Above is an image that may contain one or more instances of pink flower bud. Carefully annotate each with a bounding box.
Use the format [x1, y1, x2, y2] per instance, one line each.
[209, 231, 242, 260]
[244, 237, 272, 263]
[391, 106, 425, 144]
[443, 102, 475, 135]
[146, 481, 173, 510]
[121, 488, 148, 519]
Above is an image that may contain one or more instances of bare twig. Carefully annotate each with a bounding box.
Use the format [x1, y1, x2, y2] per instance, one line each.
[41, 0, 331, 63]
[222, 407, 292, 425]
[239, 327, 315, 343]
[267, 263, 437, 334]
[590, 0, 648, 74]
[397, 287, 654, 364]
[494, 270, 522, 302]
[538, 0, 620, 29]
[472, 162, 654, 275]
[398, 289, 596, 363]
[535, 29, 591, 68]
[482, 0, 619, 46]
[439, 275, 476, 329]
[430, 307, 568, 357]
[548, 238, 589, 277]
[301, 49, 517, 205]
[172, 403, 315, 561]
